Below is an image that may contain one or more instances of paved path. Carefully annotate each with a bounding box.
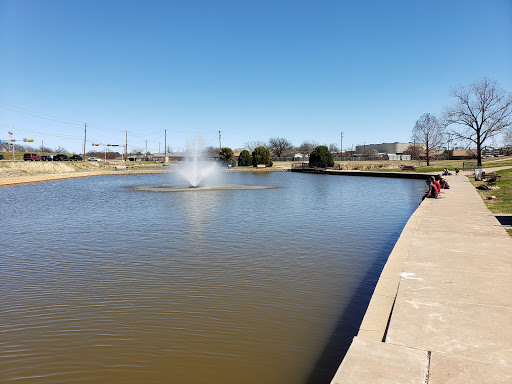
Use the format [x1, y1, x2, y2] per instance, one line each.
[331, 173, 512, 383]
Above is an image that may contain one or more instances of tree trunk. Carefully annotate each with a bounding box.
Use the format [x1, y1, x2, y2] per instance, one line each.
[476, 129, 482, 166]
[426, 139, 430, 166]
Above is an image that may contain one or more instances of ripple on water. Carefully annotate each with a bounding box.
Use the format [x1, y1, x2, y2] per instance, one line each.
[0, 172, 425, 384]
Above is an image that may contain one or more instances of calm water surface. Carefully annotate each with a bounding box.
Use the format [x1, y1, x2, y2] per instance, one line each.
[0, 172, 424, 383]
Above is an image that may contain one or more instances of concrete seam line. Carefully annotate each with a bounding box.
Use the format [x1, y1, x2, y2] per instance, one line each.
[424, 351, 432, 384]
[381, 295, 397, 342]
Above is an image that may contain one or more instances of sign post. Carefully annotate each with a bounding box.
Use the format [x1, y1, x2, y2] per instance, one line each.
[1, 138, 34, 160]
[92, 143, 121, 165]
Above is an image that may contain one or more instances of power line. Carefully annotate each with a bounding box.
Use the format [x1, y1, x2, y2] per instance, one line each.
[0, 122, 104, 144]
[0, 101, 123, 135]
[0, 101, 83, 126]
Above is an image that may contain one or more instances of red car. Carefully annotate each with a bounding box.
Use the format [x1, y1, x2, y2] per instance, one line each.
[23, 153, 41, 161]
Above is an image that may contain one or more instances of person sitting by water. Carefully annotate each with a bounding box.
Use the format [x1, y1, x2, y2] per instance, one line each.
[422, 177, 439, 200]
[436, 175, 450, 189]
[442, 168, 451, 176]
[432, 176, 441, 195]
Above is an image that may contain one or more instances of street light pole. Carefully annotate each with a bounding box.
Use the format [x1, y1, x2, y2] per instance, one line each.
[340, 132, 343, 161]
[83, 123, 87, 161]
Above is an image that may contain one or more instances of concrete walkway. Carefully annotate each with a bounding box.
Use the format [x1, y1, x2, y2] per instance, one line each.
[331, 173, 512, 383]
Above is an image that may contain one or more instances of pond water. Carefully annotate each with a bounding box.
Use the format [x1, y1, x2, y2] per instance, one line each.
[0, 171, 424, 384]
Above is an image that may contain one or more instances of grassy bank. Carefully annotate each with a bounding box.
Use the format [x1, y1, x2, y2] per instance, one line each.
[0, 159, 289, 179]
[470, 168, 512, 214]
[0, 159, 172, 178]
[349, 157, 512, 173]
[470, 168, 512, 237]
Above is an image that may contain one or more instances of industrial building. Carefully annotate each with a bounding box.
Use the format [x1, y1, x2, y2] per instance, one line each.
[354, 142, 418, 154]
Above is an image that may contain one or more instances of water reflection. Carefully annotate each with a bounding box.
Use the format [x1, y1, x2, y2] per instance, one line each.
[0, 173, 424, 383]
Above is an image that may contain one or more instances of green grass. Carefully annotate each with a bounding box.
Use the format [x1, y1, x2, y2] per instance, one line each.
[470, 168, 512, 214]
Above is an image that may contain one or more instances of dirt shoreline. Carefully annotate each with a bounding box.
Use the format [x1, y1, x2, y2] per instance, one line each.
[0, 167, 289, 187]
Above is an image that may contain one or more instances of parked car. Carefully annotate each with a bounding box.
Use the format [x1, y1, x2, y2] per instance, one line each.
[0, 155, 4, 160]
[40, 155, 52, 161]
[69, 155, 83, 161]
[53, 154, 69, 161]
[23, 153, 41, 161]
[87, 157, 102, 161]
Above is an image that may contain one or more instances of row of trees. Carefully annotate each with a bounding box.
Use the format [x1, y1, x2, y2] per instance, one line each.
[219, 144, 337, 169]
[413, 77, 512, 166]
[0, 143, 70, 154]
[243, 138, 340, 158]
[220, 146, 273, 167]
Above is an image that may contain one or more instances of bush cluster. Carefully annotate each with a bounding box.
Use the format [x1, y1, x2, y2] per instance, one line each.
[219, 147, 236, 167]
[238, 150, 252, 166]
[252, 146, 273, 167]
[309, 146, 334, 168]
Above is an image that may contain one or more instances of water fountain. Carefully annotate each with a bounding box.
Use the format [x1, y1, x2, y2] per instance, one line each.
[132, 135, 278, 192]
[177, 135, 219, 188]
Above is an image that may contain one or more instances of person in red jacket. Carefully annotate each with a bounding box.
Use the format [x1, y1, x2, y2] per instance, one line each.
[432, 176, 441, 195]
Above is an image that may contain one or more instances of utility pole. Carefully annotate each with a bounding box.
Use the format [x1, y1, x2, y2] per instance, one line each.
[340, 131, 343, 161]
[125, 131, 128, 161]
[164, 129, 167, 163]
[218, 131, 222, 154]
[145, 140, 147, 155]
[83, 123, 87, 160]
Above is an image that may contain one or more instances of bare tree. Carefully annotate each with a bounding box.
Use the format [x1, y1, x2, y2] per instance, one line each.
[403, 144, 422, 160]
[244, 140, 267, 152]
[328, 143, 339, 153]
[204, 146, 220, 156]
[412, 113, 444, 166]
[54, 146, 69, 154]
[361, 148, 380, 157]
[443, 77, 512, 166]
[297, 140, 319, 156]
[39, 145, 53, 153]
[23, 145, 38, 152]
[504, 129, 512, 147]
[14, 143, 26, 152]
[268, 137, 293, 157]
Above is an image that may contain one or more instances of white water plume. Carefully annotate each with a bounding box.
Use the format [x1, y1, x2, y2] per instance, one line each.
[177, 135, 219, 187]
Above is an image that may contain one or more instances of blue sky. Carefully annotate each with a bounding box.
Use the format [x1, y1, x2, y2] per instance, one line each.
[1, 0, 511, 154]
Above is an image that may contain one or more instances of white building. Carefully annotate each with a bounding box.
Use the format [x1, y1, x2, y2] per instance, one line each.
[355, 142, 418, 154]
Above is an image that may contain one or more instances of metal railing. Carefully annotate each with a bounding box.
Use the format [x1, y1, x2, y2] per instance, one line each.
[291, 162, 328, 170]
[463, 161, 481, 170]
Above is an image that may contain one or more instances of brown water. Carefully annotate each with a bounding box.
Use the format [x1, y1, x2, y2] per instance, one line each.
[0, 172, 424, 383]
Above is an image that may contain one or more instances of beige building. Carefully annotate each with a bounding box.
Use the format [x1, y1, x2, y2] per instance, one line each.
[355, 142, 418, 154]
